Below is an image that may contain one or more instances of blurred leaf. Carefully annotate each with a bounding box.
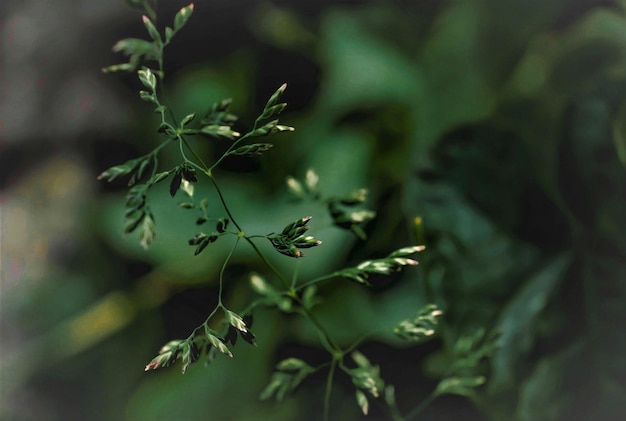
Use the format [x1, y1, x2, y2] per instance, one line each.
[434, 376, 486, 398]
[260, 358, 315, 402]
[516, 342, 582, 421]
[355, 389, 369, 415]
[335, 246, 422, 286]
[612, 101, 626, 167]
[173, 3, 194, 33]
[393, 304, 443, 342]
[490, 254, 572, 393]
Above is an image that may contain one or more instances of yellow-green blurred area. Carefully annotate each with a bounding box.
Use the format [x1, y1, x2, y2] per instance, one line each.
[2, 0, 626, 420]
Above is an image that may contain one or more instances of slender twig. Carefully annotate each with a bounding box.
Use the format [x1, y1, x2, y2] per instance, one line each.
[404, 394, 435, 421]
[295, 272, 340, 291]
[323, 358, 338, 421]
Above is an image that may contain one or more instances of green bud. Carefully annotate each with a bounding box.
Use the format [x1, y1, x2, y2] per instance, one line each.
[142, 15, 161, 43]
[173, 3, 194, 32]
[227, 143, 274, 157]
[265, 83, 287, 109]
[340, 188, 368, 206]
[180, 113, 196, 128]
[137, 67, 156, 91]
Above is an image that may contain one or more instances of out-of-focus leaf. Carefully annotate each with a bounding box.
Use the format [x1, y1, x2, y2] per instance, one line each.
[490, 254, 571, 393]
[517, 342, 583, 421]
[434, 376, 486, 398]
[612, 101, 626, 167]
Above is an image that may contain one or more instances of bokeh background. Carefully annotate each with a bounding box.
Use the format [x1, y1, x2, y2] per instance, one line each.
[2, 0, 626, 420]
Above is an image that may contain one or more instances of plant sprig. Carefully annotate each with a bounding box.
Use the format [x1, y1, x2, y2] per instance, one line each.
[99, 3, 461, 420]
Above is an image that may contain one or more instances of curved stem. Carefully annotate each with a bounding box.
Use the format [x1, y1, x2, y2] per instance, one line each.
[178, 135, 190, 162]
[243, 237, 289, 289]
[343, 327, 386, 355]
[208, 174, 244, 233]
[295, 272, 340, 292]
[217, 237, 241, 308]
[291, 261, 301, 289]
[181, 136, 210, 170]
[209, 132, 252, 172]
[297, 305, 339, 353]
[243, 236, 339, 353]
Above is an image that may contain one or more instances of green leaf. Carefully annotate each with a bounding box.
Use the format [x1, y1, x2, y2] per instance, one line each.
[264, 83, 287, 109]
[612, 101, 626, 167]
[349, 352, 384, 398]
[124, 210, 145, 235]
[124, 184, 149, 235]
[200, 125, 240, 140]
[164, 26, 174, 44]
[173, 3, 194, 32]
[139, 90, 154, 102]
[226, 143, 274, 157]
[261, 357, 315, 401]
[327, 198, 376, 239]
[276, 358, 313, 372]
[304, 169, 319, 193]
[139, 211, 156, 249]
[339, 188, 367, 206]
[110, 37, 155, 56]
[355, 389, 369, 415]
[250, 272, 277, 297]
[148, 171, 170, 185]
[97, 157, 142, 182]
[335, 246, 422, 286]
[225, 310, 247, 332]
[301, 285, 320, 310]
[103, 38, 159, 73]
[394, 304, 443, 342]
[180, 342, 192, 374]
[142, 15, 161, 43]
[491, 254, 570, 391]
[137, 67, 157, 91]
[260, 372, 291, 401]
[180, 113, 196, 128]
[128, 156, 152, 186]
[258, 103, 287, 121]
[206, 331, 233, 358]
[388, 245, 426, 257]
[434, 376, 486, 398]
[250, 119, 295, 137]
[201, 98, 238, 127]
[144, 339, 183, 371]
[267, 216, 322, 258]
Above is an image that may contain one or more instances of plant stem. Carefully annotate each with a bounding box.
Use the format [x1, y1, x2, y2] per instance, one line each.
[217, 237, 240, 307]
[181, 136, 210, 170]
[295, 272, 340, 291]
[209, 132, 252, 172]
[323, 357, 338, 421]
[208, 174, 244, 233]
[404, 394, 435, 421]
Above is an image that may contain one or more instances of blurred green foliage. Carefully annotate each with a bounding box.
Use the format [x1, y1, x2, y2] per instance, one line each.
[3, 0, 626, 420]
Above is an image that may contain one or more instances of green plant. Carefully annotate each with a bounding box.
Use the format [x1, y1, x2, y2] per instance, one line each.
[99, 3, 498, 419]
